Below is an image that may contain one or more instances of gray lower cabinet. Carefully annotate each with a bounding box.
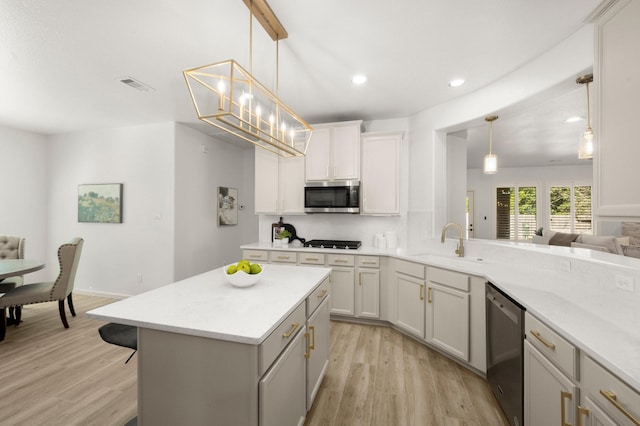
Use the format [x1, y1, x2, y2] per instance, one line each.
[260, 330, 307, 426]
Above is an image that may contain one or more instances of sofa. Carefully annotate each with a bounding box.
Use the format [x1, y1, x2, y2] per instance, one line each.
[531, 225, 640, 258]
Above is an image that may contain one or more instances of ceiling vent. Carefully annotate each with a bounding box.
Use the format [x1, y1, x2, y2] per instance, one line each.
[119, 76, 154, 92]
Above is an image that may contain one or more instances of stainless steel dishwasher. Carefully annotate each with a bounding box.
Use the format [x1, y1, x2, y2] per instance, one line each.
[486, 282, 525, 426]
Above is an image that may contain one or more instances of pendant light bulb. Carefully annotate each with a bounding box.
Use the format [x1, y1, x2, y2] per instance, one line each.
[483, 115, 499, 174]
[577, 74, 594, 159]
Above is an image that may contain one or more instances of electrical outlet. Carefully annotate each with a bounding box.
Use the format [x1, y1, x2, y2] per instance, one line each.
[615, 274, 634, 292]
[558, 259, 571, 273]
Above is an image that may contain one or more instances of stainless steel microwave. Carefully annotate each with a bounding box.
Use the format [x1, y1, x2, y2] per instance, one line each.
[304, 181, 360, 213]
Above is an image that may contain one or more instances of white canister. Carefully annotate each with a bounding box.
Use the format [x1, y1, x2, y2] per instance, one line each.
[385, 231, 398, 249]
[376, 235, 387, 250]
[374, 233, 383, 246]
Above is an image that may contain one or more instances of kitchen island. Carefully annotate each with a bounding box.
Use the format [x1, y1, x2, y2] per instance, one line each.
[87, 264, 331, 426]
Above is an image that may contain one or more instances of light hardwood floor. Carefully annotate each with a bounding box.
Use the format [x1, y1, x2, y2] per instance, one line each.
[0, 294, 509, 426]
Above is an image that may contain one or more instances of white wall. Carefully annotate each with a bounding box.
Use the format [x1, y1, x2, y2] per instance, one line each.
[174, 124, 258, 280]
[409, 26, 594, 238]
[446, 134, 467, 230]
[467, 164, 593, 239]
[0, 125, 49, 282]
[47, 123, 176, 297]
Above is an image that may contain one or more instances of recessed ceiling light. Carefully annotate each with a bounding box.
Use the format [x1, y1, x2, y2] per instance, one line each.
[564, 116, 584, 123]
[448, 78, 465, 88]
[352, 74, 367, 85]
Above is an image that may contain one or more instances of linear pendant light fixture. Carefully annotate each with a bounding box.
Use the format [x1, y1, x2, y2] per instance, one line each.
[576, 74, 594, 159]
[183, 0, 312, 157]
[483, 115, 499, 174]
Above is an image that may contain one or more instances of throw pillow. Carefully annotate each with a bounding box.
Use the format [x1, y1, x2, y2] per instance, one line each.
[549, 232, 579, 247]
[622, 244, 640, 259]
[580, 235, 617, 254]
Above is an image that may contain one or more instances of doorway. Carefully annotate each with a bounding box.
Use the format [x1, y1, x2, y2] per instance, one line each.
[466, 191, 475, 238]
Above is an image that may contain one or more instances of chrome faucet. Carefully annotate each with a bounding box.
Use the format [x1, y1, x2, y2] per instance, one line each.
[441, 222, 465, 257]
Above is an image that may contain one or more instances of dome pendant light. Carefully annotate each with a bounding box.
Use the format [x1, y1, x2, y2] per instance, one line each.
[577, 74, 594, 159]
[483, 115, 499, 174]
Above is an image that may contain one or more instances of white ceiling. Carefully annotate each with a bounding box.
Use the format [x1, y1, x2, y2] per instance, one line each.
[1, 0, 601, 167]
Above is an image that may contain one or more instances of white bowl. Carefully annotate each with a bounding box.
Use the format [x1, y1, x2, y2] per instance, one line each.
[223, 264, 263, 288]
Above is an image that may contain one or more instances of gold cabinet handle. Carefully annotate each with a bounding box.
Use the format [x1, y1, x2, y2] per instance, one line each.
[577, 406, 590, 426]
[282, 322, 299, 338]
[334, 259, 348, 263]
[317, 289, 328, 299]
[531, 330, 556, 350]
[249, 255, 262, 259]
[307, 257, 319, 261]
[600, 389, 640, 426]
[304, 332, 311, 359]
[561, 390, 572, 426]
[362, 260, 377, 265]
[277, 256, 291, 260]
[419, 284, 424, 300]
[427, 287, 432, 304]
[309, 325, 315, 350]
[359, 272, 362, 285]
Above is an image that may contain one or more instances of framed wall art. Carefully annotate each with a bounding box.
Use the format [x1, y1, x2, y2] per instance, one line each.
[78, 183, 123, 223]
[217, 186, 238, 226]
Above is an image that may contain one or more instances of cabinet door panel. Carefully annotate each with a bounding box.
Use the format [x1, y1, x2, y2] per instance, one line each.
[357, 269, 380, 318]
[260, 330, 306, 426]
[361, 132, 401, 215]
[332, 125, 360, 180]
[581, 395, 618, 426]
[329, 268, 355, 316]
[280, 155, 305, 213]
[255, 148, 279, 213]
[524, 340, 576, 426]
[305, 127, 332, 181]
[395, 273, 425, 338]
[426, 282, 469, 361]
[306, 298, 330, 410]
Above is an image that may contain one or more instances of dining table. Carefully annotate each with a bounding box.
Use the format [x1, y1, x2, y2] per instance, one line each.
[0, 259, 45, 281]
[0, 259, 45, 340]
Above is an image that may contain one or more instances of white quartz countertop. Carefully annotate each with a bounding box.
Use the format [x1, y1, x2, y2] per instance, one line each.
[87, 264, 331, 345]
[242, 240, 640, 391]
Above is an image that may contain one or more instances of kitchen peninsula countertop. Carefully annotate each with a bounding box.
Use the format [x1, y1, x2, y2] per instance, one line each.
[242, 239, 640, 391]
[87, 264, 331, 345]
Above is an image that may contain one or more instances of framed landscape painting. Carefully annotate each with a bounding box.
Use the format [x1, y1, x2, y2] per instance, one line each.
[217, 186, 238, 226]
[78, 183, 123, 223]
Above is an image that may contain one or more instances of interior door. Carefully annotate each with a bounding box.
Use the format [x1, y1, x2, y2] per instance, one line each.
[466, 191, 475, 238]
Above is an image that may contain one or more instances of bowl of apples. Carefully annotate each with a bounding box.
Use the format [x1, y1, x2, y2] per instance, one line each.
[224, 259, 263, 288]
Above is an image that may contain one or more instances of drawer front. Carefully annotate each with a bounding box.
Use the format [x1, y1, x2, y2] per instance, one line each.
[270, 251, 297, 263]
[260, 302, 306, 375]
[328, 254, 355, 267]
[582, 355, 640, 426]
[306, 276, 330, 317]
[427, 266, 469, 292]
[357, 255, 380, 268]
[395, 259, 425, 279]
[242, 250, 269, 262]
[525, 312, 576, 379]
[299, 252, 326, 265]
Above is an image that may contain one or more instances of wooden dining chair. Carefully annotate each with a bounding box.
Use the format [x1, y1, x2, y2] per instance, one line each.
[0, 238, 83, 341]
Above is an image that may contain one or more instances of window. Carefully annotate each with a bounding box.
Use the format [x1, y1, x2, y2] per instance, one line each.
[549, 185, 592, 234]
[496, 186, 537, 241]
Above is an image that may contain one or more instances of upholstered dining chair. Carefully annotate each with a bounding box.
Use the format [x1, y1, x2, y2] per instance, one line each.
[0, 235, 26, 323]
[0, 238, 83, 340]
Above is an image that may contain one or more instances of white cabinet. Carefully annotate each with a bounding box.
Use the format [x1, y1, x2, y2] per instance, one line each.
[259, 329, 307, 426]
[254, 146, 305, 214]
[356, 255, 380, 319]
[524, 340, 577, 426]
[593, 0, 640, 218]
[581, 354, 640, 426]
[305, 297, 330, 411]
[360, 132, 402, 215]
[327, 254, 355, 316]
[579, 395, 617, 426]
[305, 121, 361, 181]
[425, 267, 470, 362]
[392, 259, 426, 338]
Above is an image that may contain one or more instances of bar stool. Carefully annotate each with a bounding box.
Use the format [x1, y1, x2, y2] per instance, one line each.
[98, 323, 137, 363]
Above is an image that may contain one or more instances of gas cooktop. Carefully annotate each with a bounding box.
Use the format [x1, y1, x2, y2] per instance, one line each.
[304, 239, 362, 250]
